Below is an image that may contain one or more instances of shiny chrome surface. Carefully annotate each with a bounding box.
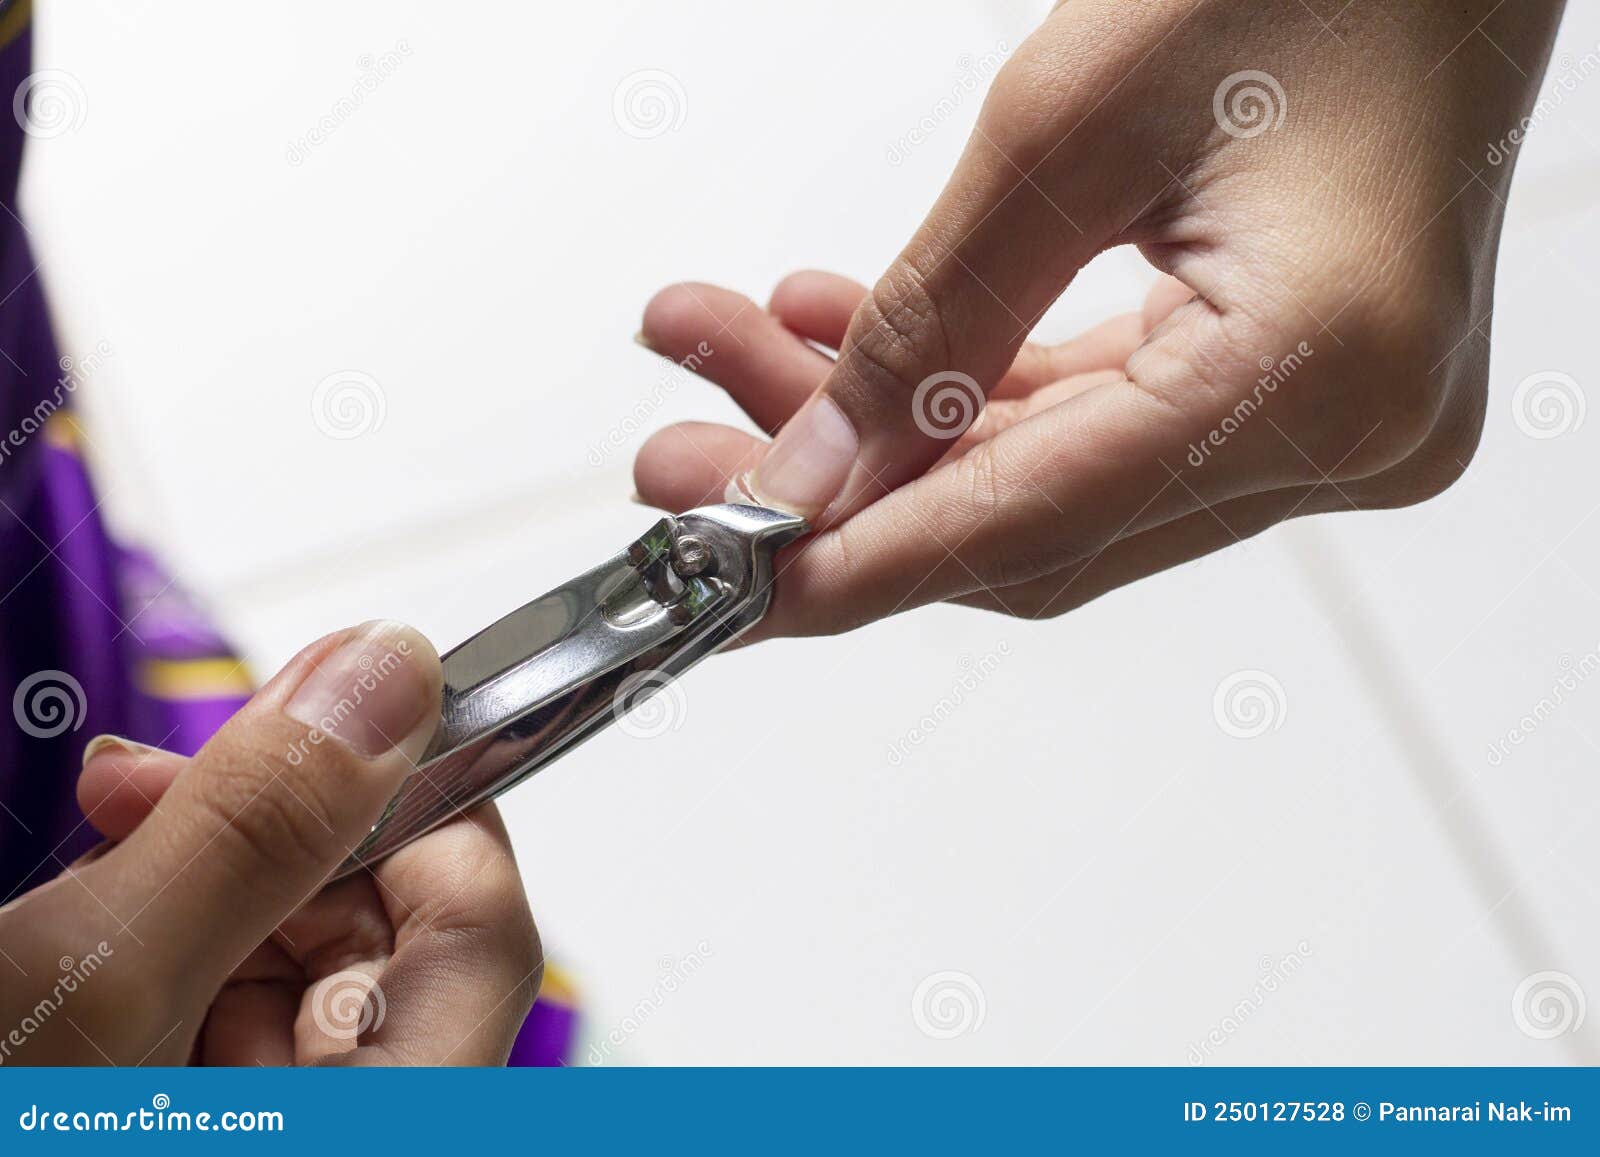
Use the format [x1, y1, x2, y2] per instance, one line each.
[333, 503, 806, 878]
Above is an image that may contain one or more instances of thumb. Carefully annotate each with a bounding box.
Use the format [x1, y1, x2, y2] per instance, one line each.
[742, 50, 1130, 524]
[90, 621, 441, 989]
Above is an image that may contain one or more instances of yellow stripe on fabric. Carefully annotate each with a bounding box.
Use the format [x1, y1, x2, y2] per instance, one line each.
[136, 657, 254, 700]
[42, 410, 85, 453]
[538, 964, 579, 1009]
[0, 0, 32, 54]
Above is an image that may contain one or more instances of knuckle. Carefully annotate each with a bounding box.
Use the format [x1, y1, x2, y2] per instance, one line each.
[843, 266, 953, 418]
[1259, 317, 1457, 484]
[428, 885, 538, 970]
[1339, 364, 1453, 479]
[424, 875, 542, 1016]
[1297, 261, 1477, 478]
[414, 846, 526, 935]
[1363, 401, 1484, 510]
[1392, 454, 1470, 506]
[386, 811, 539, 973]
[201, 755, 342, 879]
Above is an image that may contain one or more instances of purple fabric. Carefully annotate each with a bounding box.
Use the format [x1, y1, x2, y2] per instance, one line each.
[508, 994, 580, 1067]
[0, 15, 129, 892]
[114, 545, 252, 751]
[0, 422, 135, 894]
[0, 14, 574, 1065]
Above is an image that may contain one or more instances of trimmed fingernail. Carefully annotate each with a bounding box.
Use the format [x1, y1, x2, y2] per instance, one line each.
[286, 621, 439, 759]
[633, 330, 657, 351]
[747, 396, 857, 517]
[81, 734, 156, 768]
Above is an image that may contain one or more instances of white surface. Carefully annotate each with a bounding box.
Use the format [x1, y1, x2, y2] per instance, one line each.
[21, 1, 1600, 1062]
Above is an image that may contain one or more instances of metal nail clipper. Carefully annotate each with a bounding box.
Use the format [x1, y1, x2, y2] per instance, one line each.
[333, 502, 806, 880]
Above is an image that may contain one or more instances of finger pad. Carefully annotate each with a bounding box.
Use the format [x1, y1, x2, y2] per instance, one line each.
[768, 270, 865, 347]
[642, 282, 746, 350]
[634, 423, 764, 510]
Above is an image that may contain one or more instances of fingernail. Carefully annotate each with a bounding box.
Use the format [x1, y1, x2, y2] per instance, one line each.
[633, 330, 657, 351]
[81, 734, 156, 768]
[747, 396, 857, 518]
[286, 621, 439, 759]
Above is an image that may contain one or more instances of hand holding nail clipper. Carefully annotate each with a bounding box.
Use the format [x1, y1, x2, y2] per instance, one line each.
[634, 0, 1568, 637]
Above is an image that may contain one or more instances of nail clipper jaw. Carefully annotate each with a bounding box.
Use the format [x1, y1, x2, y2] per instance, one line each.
[619, 502, 807, 634]
[673, 502, 809, 633]
[623, 518, 730, 626]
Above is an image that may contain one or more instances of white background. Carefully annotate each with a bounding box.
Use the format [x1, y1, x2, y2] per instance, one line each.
[22, 1, 1600, 1063]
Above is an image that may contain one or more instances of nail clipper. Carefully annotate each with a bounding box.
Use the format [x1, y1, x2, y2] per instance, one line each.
[333, 502, 806, 879]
